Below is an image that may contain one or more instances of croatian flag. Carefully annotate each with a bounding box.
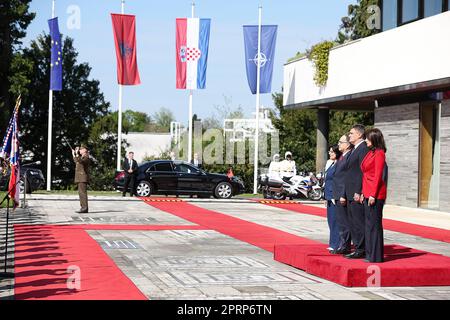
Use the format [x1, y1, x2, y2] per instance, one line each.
[176, 18, 211, 90]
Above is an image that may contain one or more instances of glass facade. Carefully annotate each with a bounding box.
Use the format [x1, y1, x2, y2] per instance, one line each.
[382, 0, 448, 31]
[424, 0, 443, 17]
[382, 0, 398, 31]
[402, 0, 420, 23]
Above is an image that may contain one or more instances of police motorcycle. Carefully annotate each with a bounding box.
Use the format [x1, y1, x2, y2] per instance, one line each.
[259, 171, 323, 201]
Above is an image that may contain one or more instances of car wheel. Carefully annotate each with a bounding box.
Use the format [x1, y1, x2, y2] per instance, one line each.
[214, 182, 233, 199]
[136, 181, 152, 197]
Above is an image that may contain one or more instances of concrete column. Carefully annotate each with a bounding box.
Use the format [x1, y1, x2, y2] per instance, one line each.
[316, 107, 330, 173]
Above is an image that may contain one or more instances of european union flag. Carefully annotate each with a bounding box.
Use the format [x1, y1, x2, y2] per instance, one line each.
[48, 17, 62, 91]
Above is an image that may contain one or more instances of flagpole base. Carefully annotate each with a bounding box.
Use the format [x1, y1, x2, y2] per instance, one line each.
[0, 272, 14, 279]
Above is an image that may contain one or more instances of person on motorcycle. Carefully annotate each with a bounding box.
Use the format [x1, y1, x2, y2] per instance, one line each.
[280, 151, 297, 183]
[268, 154, 281, 179]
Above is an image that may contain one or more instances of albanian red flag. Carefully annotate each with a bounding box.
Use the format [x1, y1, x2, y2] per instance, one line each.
[111, 14, 141, 85]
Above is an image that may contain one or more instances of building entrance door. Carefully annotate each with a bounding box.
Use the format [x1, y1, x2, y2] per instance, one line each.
[418, 102, 441, 209]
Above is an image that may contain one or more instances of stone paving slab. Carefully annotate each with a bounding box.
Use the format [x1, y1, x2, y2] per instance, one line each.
[1, 196, 449, 300]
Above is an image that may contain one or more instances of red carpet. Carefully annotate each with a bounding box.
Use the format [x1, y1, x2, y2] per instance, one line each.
[275, 244, 450, 287]
[258, 201, 450, 244]
[13, 225, 149, 300]
[143, 198, 450, 287]
[141, 198, 317, 252]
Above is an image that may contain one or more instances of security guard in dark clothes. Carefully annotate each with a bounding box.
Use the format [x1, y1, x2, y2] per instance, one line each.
[72, 144, 90, 213]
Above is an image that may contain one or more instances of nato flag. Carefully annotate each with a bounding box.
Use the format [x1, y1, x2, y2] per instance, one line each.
[243, 25, 277, 94]
[48, 17, 62, 91]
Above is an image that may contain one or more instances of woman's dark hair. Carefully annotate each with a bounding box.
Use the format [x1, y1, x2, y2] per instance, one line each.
[365, 128, 387, 153]
[329, 144, 342, 159]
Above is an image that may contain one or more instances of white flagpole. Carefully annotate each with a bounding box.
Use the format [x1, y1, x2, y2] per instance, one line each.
[116, 0, 125, 171]
[253, 5, 262, 195]
[46, 0, 56, 191]
[187, 1, 195, 163]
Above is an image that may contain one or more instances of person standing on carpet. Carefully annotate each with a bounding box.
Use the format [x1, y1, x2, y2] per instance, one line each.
[360, 128, 387, 263]
[332, 134, 353, 255]
[324, 145, 342, 253]
[72, 144, 90, 213]
[343, 124, 369, 259]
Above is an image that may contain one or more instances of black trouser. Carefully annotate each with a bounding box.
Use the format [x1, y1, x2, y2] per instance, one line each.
[123, 174, 136, 196]
[348, 200, 365, 253]
[364, 199, 385, 263]
[335, 201, 352, 250]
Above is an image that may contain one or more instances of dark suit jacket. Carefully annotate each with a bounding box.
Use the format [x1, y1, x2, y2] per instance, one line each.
[123, 158, 138, 176]
[344, 141, 369, 200]
[332, 152, 350, 200]
[324, 162, 336, 201]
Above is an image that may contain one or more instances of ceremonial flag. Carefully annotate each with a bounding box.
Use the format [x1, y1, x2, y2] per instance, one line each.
[243, 25, 277, 94]
[48, 17, 62, 91]
[176, 18, 211, 90]
[111, 14, 141, 85]
[0, 98, 21, 208]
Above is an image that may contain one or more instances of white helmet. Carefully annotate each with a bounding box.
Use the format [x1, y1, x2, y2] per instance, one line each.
[285, 151, 292, 159]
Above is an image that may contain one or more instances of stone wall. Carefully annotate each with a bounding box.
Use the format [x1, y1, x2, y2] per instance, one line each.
[439, 100, 450, 212]
[375, 103, 420, 208]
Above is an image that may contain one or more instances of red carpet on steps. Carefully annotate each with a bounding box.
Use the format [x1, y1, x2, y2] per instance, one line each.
[13, 225, 149, 300]
[258, 201, 450, 243]
[143, 198, 450, 287]
[274, 244, 450, 287]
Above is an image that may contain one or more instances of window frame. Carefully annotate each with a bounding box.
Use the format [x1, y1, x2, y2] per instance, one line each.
[381, 0, 448, 31]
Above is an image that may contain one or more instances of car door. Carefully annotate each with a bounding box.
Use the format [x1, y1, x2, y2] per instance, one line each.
[174, 163, 205, 193]
[149, 162, 177, 193]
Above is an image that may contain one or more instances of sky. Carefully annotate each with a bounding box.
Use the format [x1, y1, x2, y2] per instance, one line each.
[24, 0, 356, 125]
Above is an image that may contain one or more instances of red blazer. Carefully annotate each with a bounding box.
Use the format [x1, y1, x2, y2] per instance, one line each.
[361, 149, 387, 200]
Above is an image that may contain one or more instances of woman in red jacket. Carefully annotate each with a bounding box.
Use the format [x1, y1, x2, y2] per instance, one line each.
[360, 128, 387, 263]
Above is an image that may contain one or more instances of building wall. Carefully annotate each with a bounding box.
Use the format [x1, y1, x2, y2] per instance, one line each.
[439, 100, 450, 211]
[122, 132, 172, 163]
[375, 103, 420, 208]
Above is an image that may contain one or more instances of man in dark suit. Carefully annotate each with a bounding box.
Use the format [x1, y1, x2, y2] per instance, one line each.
[191, 152, 203, 169]
[122, 151, 138, 197]
[332, 134, 353, 254]
[343, 124, 369, 259]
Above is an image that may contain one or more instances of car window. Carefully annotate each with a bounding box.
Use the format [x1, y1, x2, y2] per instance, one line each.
[175, 164, 199, 174]
[154, 163, 173, 172]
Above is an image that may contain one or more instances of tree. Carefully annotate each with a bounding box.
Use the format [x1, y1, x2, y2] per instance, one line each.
[19, 34, 110, 188]
[270, 92, 317, 172]
[337, 0, 380, 44]
[0, 0, 35, 131]
[152, 107, 174, 132]
[123, 109, 152, 132]
[88, 112, 128, 190]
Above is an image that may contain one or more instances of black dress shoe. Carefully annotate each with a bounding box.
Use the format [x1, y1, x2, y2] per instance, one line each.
[333, 248, 351, 255]
[76, 210, 88, 214]
[345, 251, 365, 259]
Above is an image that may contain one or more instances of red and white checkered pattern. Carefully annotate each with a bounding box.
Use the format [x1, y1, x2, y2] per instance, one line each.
[186, 47, 202, 61]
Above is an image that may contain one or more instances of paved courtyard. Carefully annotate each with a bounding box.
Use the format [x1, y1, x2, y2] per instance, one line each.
[1, 194, 449, 300]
